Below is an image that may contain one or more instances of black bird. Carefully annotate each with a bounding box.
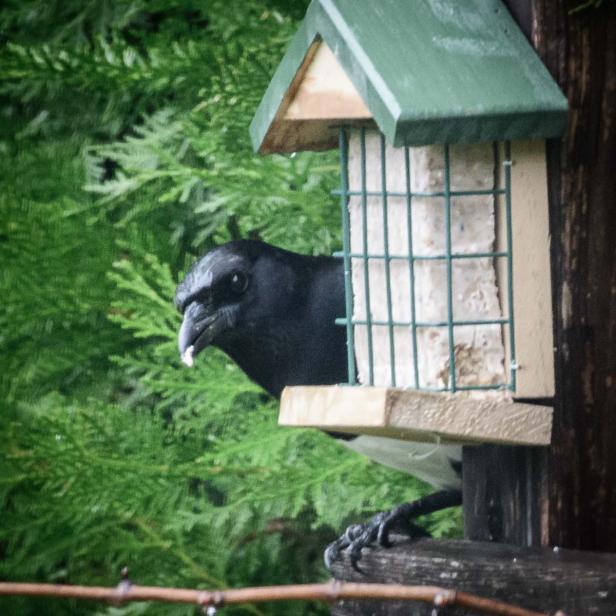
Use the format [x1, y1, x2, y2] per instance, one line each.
[175, 240, 462, 569]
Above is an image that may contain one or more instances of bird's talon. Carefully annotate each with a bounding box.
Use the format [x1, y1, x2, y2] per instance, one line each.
[377, 524, 392, 547]
[349, 554, 363, 572]
[323, 545, 338, 570]
[348, 540, 367, 572]
[378, 507, 401, 546]
[324, 532, 353, 570]
[323, 494, 460, 571]
[344, 523, 363, 543]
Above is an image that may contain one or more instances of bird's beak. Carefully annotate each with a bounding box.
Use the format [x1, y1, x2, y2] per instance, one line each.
[178, 301, 228, 367]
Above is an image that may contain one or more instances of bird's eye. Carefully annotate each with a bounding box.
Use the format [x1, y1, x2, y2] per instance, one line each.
[229, 271, 248, 294]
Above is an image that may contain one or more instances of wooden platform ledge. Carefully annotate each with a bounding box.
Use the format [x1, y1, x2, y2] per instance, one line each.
[279, 386, 552, 446]
[330, 538, 616, 616]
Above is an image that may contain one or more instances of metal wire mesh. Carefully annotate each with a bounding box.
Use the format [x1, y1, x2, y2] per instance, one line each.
[335, 127, 516, 393]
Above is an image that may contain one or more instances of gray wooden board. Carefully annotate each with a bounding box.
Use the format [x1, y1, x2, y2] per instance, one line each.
[330, 538, 616, 616]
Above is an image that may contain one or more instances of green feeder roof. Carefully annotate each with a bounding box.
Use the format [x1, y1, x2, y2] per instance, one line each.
[250, 0, 568, 153]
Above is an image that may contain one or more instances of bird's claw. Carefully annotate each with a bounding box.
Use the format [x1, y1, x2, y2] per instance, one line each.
[323, 521, 375, 572]
[324, 505, 429, 572]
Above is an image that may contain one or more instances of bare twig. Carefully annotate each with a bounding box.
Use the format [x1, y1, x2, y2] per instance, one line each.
[0, 580, 557, 616]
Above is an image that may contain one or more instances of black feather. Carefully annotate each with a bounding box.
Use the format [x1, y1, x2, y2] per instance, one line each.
[176, 240, 462, 567]
[175, 240, 347, 398]
[176, 240, 463, 481]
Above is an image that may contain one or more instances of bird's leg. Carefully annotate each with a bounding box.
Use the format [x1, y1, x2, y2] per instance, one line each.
[324, 489, 462, 572]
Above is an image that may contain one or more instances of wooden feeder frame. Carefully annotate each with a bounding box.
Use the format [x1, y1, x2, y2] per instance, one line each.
[247, 2, 616, 611]
[250, 0, 566, 447]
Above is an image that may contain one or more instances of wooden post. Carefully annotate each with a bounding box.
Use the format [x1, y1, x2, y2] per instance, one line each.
[463, 445, 548, 546]
[502, 0, 616, 553]
[463, 0, 616, 553]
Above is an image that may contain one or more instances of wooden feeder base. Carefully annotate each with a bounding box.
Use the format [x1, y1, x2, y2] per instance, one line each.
[279, 386, 552, 446]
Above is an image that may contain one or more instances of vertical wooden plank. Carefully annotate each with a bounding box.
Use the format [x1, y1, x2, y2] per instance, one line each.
[510, 140, 555, 398]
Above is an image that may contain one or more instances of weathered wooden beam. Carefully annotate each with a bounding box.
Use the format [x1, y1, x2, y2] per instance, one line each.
[330, 538, 616, 616]
[280, 386, 553, 446]
[506, 0, 616, 554]
[462, 444, 548, 546]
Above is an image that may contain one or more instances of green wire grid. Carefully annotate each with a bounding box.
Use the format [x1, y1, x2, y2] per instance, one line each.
[336, 127, 516, 393]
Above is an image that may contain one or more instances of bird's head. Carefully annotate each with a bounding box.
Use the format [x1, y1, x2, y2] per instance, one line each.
[174, 240, 299, 368]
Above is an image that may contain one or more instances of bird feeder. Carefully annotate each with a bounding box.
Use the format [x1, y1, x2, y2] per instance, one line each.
[250, 0, 567, 447]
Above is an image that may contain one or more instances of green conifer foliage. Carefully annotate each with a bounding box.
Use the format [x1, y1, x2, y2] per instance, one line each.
[0, 2, 461, 615]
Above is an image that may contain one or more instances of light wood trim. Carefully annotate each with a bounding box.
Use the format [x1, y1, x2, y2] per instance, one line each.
[510, 141, 555, 397]
[261, 41, 373, 153]
[283, 42, 371, 120]
[280, 386, 552, 446]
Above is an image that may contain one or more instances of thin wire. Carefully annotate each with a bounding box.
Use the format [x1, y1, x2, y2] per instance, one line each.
[336, 317, 509, 327]
[332, 188, 506, 198]
[405, 145, 420, 389]
[443, 143, 456, 392]
[339, 128, 356, 384]
[380, 133, 397, 386]
[335, 251, 509, 261]
[0, 580, 553, 616]
[360, 128, 375, 385]
[504, 141, 517, 392]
